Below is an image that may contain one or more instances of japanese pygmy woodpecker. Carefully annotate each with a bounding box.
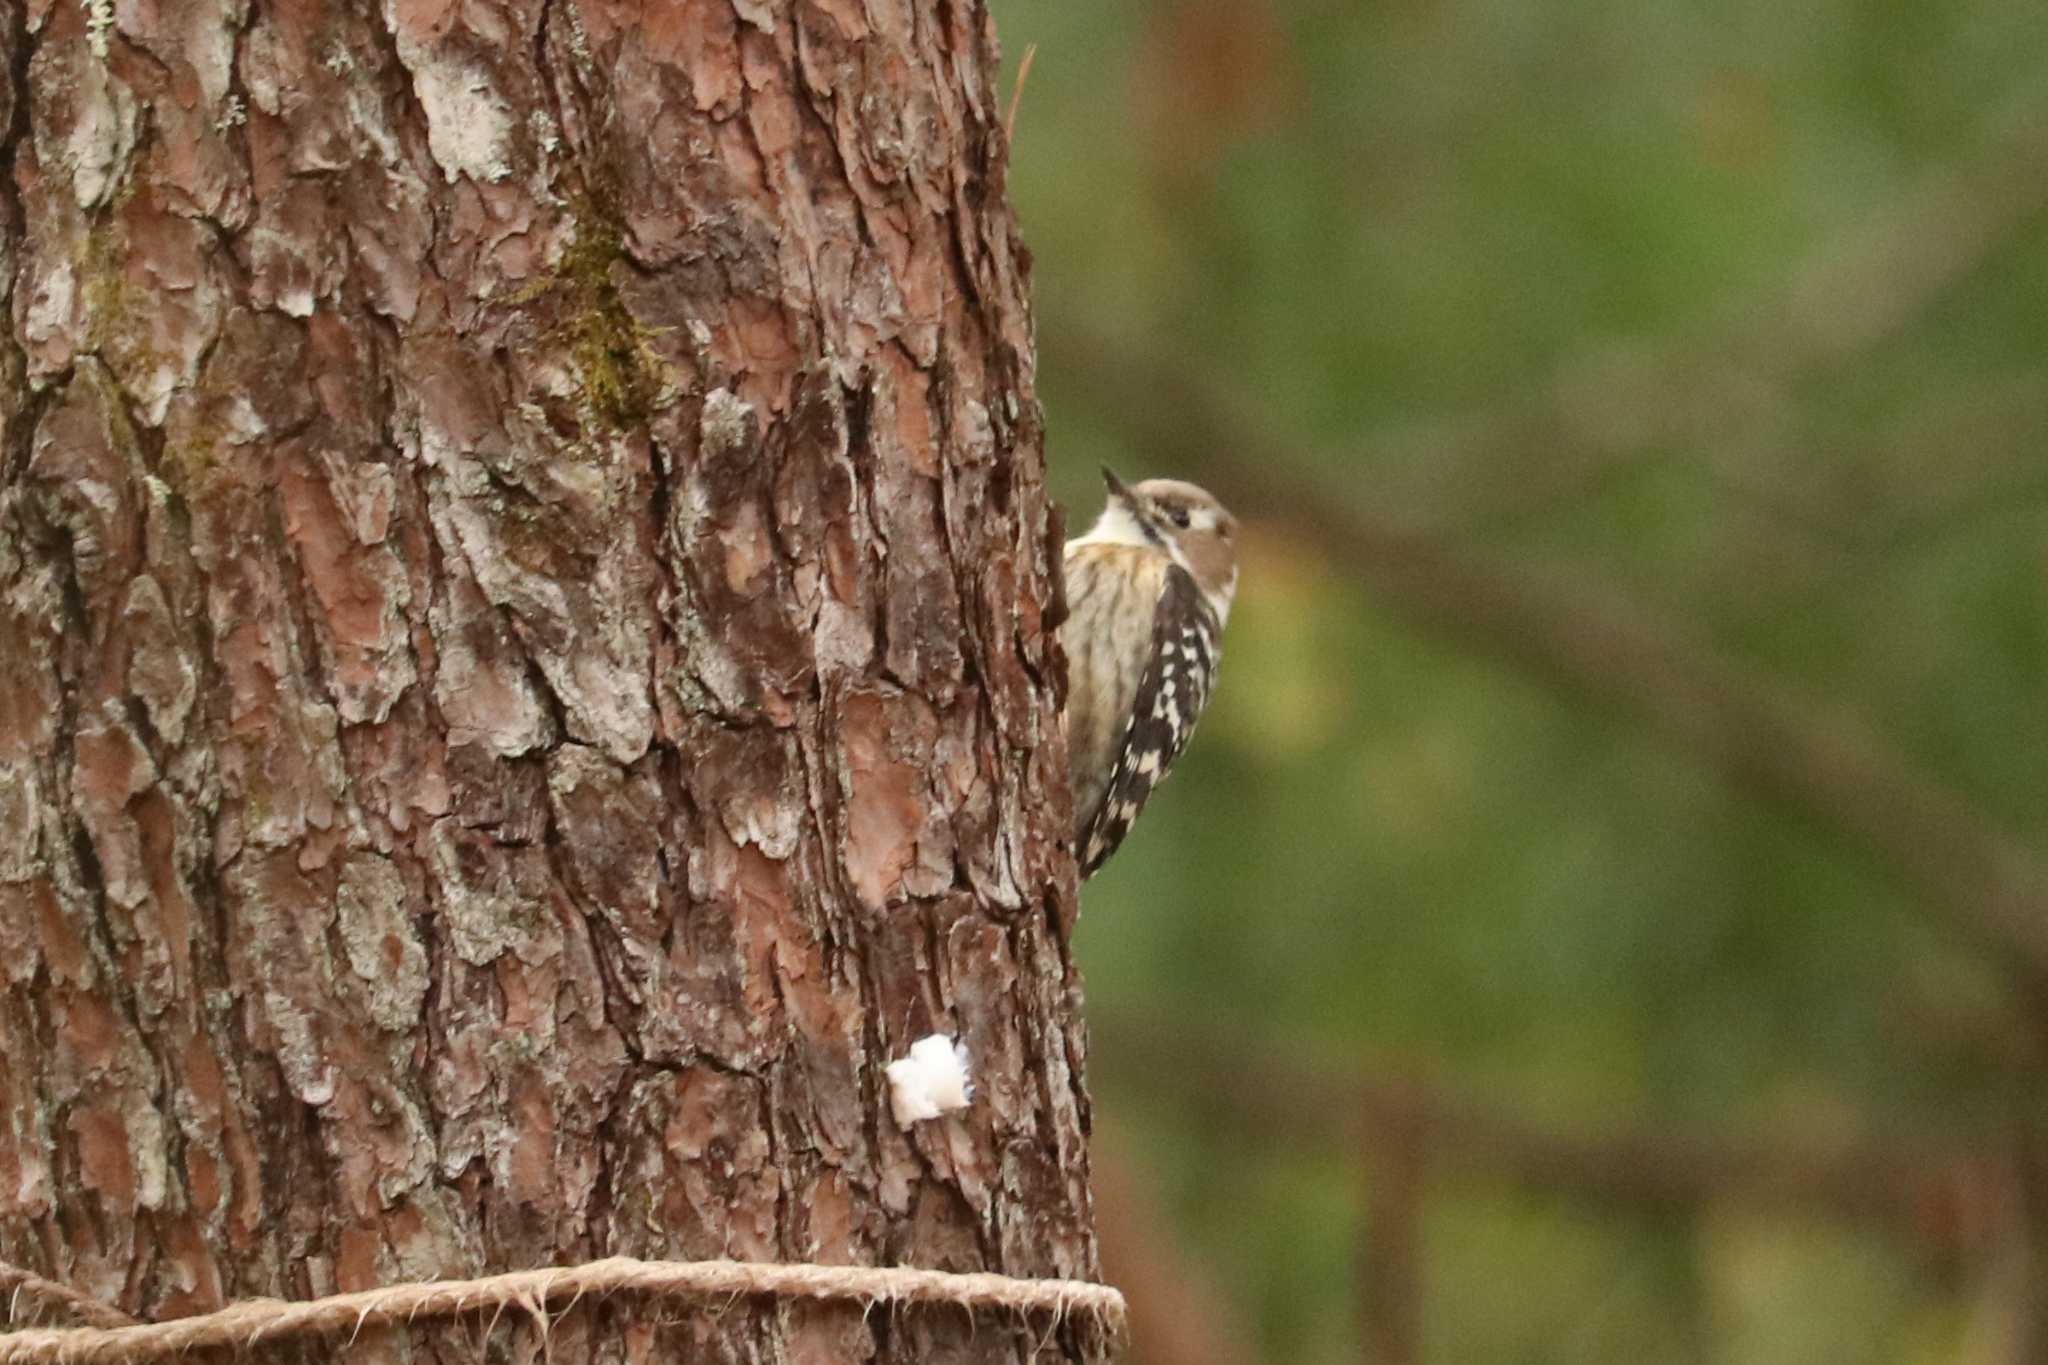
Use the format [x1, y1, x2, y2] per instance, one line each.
[1063, 468, 1239, 877]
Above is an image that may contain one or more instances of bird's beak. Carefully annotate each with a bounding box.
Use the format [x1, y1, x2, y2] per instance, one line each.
[1101, 466, 1134, 504]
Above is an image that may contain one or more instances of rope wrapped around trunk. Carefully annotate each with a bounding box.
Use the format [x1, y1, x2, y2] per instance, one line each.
[0, 1256, 1127, 1363]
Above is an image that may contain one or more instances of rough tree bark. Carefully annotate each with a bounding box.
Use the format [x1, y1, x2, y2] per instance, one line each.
[0, 1, 1099, 1361]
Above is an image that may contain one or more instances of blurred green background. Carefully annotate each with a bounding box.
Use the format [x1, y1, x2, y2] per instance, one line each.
[992, 1, 2048, 1361]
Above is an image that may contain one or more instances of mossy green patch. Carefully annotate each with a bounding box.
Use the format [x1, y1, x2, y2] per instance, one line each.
[164, 406, 227, 484]
[75, 188, 175, 381]
[523, 195, 665, 432]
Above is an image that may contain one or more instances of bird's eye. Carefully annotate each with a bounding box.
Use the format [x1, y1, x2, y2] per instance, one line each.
[1166, 506, 1191, 529]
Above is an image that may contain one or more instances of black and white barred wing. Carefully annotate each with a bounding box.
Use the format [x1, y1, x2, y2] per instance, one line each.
[1078, 566, 1222, 877]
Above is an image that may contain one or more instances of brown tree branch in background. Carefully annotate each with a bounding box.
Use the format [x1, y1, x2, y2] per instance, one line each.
[1957, 1133, 2048, 1365]
[1092, 1134, 1262, 1365]
[1047, 321, 2048, 1005]
[1095, 1013, 2004, 1263]
[1360, 1083, 1426, 1365]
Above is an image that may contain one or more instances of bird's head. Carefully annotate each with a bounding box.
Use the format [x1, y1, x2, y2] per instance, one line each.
[1091, 467, 1239, 621]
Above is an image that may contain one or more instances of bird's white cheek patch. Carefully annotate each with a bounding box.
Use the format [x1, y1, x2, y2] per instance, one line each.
[886, 1034, 974, 1126]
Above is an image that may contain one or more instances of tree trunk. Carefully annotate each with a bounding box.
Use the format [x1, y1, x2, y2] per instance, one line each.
[0, 1, 1097, 1361]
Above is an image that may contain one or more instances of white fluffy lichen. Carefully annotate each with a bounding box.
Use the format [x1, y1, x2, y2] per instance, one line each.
[885, 1034, 974, 1127]
[85, 0, 116, 58]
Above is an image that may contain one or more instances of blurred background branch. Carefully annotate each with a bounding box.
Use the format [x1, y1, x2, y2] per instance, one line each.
[1094, 1135, 1264, 1365]
[1096, 1011, 1999, 1256]
[1049, 318, 2048, 1004]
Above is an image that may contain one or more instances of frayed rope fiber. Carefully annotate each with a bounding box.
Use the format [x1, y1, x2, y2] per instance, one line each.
[0, 1256, 1127, 1363]
[0, 1267, 137, 1333]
